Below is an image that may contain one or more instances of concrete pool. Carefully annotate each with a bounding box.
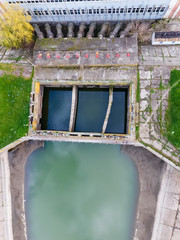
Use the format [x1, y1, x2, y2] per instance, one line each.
[40, 86, 128, 134]
[25, 142, 139, 240]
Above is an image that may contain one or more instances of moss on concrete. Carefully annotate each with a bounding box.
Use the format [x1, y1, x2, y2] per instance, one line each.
[136, 70, 140, 102]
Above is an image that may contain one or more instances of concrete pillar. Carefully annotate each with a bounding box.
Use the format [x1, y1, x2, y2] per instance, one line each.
[69, 86, 78, 132]
[33, 24, 44, 39]
[102, 86, 113, 134]
[56, 23, 63, 38]
[119, 22, 134, 38]
[110, 22, 123, 38]
[87, 23, 96, 39]
[77, 23, 85, 38]
[98, 22, 109, 39]
[44, 23, 54, 38]
[67, 23, 74, 38]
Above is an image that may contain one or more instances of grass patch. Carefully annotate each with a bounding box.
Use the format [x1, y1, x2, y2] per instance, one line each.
[0, 63, 16, 72]
[159, 80, 165, 90]
[0, 73, 32, 149]
[135, 125, 139, 139]
[148, 66, 154, 72]
[8, 56, 22, 62]
[165, 70, 180, 149]
[136, 70, 140, 102]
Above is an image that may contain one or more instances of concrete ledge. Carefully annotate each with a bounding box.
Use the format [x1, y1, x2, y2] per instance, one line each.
[34, 66, 137, 82]
[0, 151, 13, 240]
[34, 37, 137, 52]
[33, 36, 138, 67]
[26, 132, 138, 146]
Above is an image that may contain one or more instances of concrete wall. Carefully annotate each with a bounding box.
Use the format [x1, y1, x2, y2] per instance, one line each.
[32, 82, 44, 131]
[33, 66, 137, 140]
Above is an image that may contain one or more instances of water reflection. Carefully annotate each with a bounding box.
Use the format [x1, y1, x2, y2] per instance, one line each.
[106, 89, 127, 134]
[25, 142, 139, 240]
[41, 88, 72, 131]
[75, 88, 109, 132]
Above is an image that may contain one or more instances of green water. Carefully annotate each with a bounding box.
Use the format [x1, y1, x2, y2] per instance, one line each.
[25, 142, 139, 240]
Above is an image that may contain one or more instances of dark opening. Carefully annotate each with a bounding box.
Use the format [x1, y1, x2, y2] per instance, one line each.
[41, 87, 72, 131]
[75, 88, 109, 133]
[41, 86, 128, 134]
[105, 88, 128, 134]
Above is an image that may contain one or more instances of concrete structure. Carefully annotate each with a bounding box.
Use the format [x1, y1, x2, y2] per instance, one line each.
[31, 35, 138, 144]
[1, 0, 172, 23]
[33, 35, 138, 67]
[77, 22, 85, 38]
[0, 19, 180, 240]
[56, 23, 63, 38]
[109, 22, 123, 38]
[69, 85, 78, 132]
[0, 151, 13, 240]
[0, 138, 179, 240]
[102, 86, 113, 133]
[151, 163, 180, 240]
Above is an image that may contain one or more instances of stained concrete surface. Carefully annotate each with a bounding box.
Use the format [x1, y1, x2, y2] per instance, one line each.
[138, 60, 180, 162]
[152, 164, 180, 240]
[8, 141, 43, 240]
[122, 145, 165, 240]
[33, 36, 138, 67]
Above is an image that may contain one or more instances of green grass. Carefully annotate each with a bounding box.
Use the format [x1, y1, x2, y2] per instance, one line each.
[165, 70, 180, 149]
[135, 125, 139, 139]
[0, 63, 16, 72]
[136, 70, 140, 102]
[7, 56, 22, 62]
[159, 80, 165, 90]
[0, 74, 32, 149]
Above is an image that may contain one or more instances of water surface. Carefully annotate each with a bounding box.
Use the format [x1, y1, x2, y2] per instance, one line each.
[106, 89, 127, 134]
[25, 142, 139, 240]
[41, 88, 72, 131]
[75, 88, 109, 132]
